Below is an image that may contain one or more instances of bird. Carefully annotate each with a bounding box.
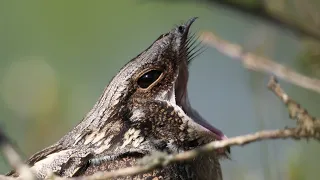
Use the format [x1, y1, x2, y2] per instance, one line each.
[7, 17, 230, 180]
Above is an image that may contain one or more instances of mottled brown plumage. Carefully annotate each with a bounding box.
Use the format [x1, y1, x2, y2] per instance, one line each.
[8, 17, 229, 179]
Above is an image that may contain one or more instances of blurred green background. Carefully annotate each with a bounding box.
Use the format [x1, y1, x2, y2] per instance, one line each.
[1, 1, 320, 180]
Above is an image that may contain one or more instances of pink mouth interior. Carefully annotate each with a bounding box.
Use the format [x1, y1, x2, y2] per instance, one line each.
[196, 118, 227, 141]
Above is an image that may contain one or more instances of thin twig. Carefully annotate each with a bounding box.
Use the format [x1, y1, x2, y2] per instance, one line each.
[0, 175, 17, 180]
[51, 129, 316, 180]
[0, 130, 35, 180]
[200, 31, 320, 94]
[202, 0, 320, 41]
[268, 76, 320, 137]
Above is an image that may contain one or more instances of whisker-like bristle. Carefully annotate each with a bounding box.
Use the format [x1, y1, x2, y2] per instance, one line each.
[186, 32, 197, 45]
[188, 48, 206, 62]
[186, 35, 199, 48]
[189, 43, 206, 57]
[187, 45, 207, 64]
[178, 31, 204, 65]
[187, 40, 202, 53]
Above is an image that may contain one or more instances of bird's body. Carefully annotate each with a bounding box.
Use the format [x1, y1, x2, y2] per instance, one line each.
[8, 17, 229, 180]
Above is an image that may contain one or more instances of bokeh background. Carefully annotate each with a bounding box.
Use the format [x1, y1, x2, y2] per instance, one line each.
[1, 1, 320, 180]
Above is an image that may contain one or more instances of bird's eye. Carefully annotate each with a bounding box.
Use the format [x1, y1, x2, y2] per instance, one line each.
[178, 25, 185, 34]
[137, 70, 163, 89]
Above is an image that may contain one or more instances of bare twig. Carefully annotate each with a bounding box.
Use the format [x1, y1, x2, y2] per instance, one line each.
[39, 129, 312, 180]
[200, 31, 320, 94]
[1, 127, 317, 180]
[147, 0, 320, 41]
[268, 76, 320, 137]
[0, 129, 35, 180]
[0, 175, 17, 180]
[202, 0, 320, 41]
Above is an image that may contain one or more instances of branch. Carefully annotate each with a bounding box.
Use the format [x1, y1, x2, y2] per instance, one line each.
[61, 130, 316, 180]
[268, 77, 320, 136]
[150, 0, 320, 41]
[202, 0, 320, 41]
[200, 31, 320, 94]
[0, 175, 17, 180]
[0, 129, 35, 180]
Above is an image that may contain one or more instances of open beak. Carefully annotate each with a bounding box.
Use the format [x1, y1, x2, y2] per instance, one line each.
[181, 96, 230, 156]
[175, 17, 230, 156]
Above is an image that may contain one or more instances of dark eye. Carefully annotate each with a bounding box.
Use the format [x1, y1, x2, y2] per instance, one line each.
[178, 25, 185, 34]
[137, 70, 163, 89]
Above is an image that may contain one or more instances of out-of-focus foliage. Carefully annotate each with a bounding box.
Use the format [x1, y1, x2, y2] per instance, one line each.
[299, 39, 320, 78]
